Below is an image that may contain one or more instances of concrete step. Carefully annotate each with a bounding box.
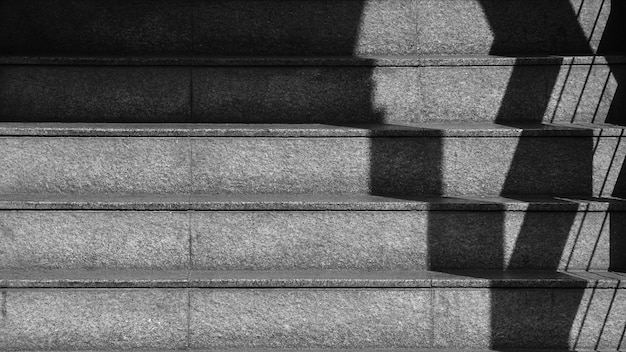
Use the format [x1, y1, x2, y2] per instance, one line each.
[0, 269, 623, 350]
[0, 194, 624, 271]
[0, 0, 623, 56]
[0, 56, 624, 124]
[0, 123, 622, 196]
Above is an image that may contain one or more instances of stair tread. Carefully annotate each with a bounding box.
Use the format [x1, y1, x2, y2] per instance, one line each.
[2, 54, 626, 66]
[0, 122, 623, 137]
[0, 269, 622, 288]
[0, 193, 624, 211]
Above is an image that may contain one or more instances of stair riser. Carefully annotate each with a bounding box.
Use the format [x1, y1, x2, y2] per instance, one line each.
[1, 64, 624, 124]
[0, 210, 622, 271]
[0, 288, 622, 350]
[0, 0, 620, 55]
[1, 136, 622, 196]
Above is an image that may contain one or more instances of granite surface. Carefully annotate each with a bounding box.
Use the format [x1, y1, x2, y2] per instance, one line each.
[191, 211, 426, 270]
[0, 133, 618, 196]
[193, 0, 416, 56]
[415, 0, 602, 55]
[0, 0, 193, 55]
[191, 66, 419, 123]
[0, 211, 189, 270]
[0, 289, 188, 350]
[0, 66, 190, 122]
[0, 0, 620, 56]
[0, 137, 190, 194]
[428, 210, 617, 271]
[0, 62, 621, 124]
[189, 289, 431, 348]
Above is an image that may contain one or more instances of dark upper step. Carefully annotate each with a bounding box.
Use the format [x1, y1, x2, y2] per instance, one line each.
[1, 55, 624, 125]
[0, 0, 624, 56]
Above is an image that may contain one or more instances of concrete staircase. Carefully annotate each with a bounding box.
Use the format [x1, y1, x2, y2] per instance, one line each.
[0, 0, 625, 350]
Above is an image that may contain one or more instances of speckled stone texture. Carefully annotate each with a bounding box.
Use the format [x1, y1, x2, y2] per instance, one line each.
[428, 210, 620, 271]
[0, 0, 620, 56]
[0, 62, 622, 124]
[415, 0, 610, 55]
[0, 211, 189, 269]
[191, 67, 419, 123]
[0, 66, 190, 122]
[191, 211, 426, 270]
[574, 288, 626, 350]
[0, 289, 188, 350]
[193, 0, 416, 56]
[433, 287, 626, 349]
[0, 137, 190, 194]
[0, 134, 620, 196]
[0, 0, 193, 55]
[189, 289, 431, 348]
[191, 136, 605, 196]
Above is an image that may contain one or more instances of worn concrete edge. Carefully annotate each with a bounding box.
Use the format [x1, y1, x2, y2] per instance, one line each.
[0, 270, 622, 288]
[0, 194, 624, 211]
[0, 123, 622, 137]
[0, 55, 625, 67]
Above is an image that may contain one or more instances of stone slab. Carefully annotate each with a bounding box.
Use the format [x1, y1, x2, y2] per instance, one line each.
[0, 62, 621, 124]
[189, 289, 431, 348]
[429, 210, 618, 271]
[190, 136, 605, 196]
[0, 137, 191, 194]
[415, 0, 614, 55]
[191, 211, 426, 270]
[0, 0, 192, 55]
[434, 288, 589, 349]
[572, 287, 626, 350]
[0, 66, 190, 122]
[193, 0, 416, 56]
[0, 211, 190, 270]
[0, 289, 188, 350]
[191, 66, 419, 123]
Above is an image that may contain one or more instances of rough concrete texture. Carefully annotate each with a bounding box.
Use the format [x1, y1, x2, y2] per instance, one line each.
[193, 0, 416, 55]
[415, 0, 608, 55]
[189, 289, 431, 348]
[433, 288, 623, 349]
[190, 136, 609, 196]
[0, 66, 190, 122]
[0, 289, 188, 350]
[428, 210, 616, 271]
[0, 0, 193, 55]
[0, 211, 189, 269]
[0, 137, 190, 194]
[191, 211, 426, 270]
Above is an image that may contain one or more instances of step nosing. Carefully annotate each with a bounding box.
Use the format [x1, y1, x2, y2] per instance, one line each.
[0, 194, 624, 211]
[0, 270, 621, 289]
[0, 123, 622, 137]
